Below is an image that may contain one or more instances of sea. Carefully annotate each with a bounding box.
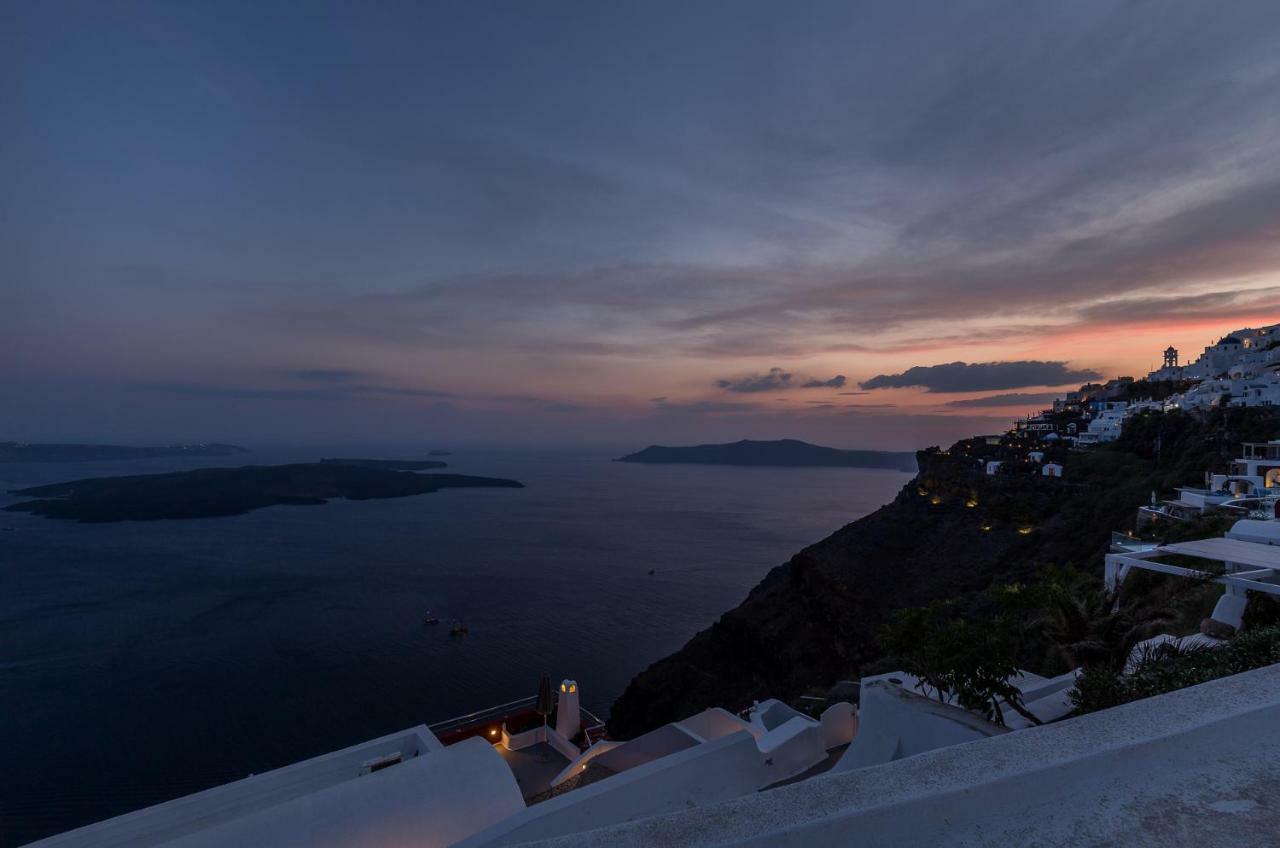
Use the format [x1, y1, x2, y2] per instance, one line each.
[0, 446, 912, 846]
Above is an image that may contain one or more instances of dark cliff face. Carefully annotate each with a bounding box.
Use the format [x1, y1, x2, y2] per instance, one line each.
[607, 450, 1067, 736]
[607, 407, 1280, 739]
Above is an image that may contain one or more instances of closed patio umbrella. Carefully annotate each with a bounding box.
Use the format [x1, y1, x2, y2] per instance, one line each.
[535, 674, 554, 726]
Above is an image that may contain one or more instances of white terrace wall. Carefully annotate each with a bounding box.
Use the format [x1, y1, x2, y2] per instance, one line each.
[160, 737, 523, 848]
[675, 707, 756, 741]
[832, 681, 1005, 772]
[28, 726, 445, 848]
[524, 662, 1280, 848]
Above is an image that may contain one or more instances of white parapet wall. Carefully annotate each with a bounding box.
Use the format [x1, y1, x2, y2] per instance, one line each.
[832, 680, 1005, 772]
[25, 726, 447, 848]
[519, 662, 1280, 847]
[27, 732, 521, 848]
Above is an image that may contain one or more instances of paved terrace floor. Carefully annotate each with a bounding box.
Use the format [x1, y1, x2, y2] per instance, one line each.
[493, 743, 569, 801]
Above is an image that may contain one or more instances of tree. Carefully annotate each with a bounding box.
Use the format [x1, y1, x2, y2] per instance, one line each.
[880, 602, 1042, 727]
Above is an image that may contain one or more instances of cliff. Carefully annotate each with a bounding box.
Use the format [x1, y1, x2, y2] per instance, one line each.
[606, 406, 1280, 738]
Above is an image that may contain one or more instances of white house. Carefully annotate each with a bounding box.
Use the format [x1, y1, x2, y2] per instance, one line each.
[1042, 462, 1063, 478]
[1076, 405, 1128, 445]
[985, 460, 1003, 475]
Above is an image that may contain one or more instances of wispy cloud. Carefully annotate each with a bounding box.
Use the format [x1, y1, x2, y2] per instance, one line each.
[287, 368, 367, 383]
[946, 391, 1065, 408]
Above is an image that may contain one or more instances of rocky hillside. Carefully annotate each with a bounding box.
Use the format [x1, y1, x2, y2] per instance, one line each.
[606, 406, 1280, 738]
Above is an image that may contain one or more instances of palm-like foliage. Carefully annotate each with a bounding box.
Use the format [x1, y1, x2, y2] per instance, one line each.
[998, 568, 1177, 673]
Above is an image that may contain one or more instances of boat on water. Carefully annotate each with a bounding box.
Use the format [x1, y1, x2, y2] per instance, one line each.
[423, 612, 440, 625]
[450, 621, 469, 636]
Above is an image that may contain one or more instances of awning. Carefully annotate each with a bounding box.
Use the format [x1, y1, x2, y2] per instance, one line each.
[1157, 537, 1280, 570]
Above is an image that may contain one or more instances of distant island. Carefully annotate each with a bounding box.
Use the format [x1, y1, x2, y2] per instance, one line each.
[320, 458, 448, 470]
[0, 441, 248, 462]
[615, 439, 918, 472]
[4, 463, 522, 522]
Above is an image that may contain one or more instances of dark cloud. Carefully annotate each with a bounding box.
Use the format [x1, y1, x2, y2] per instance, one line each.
[716, 368, 848, 393]
[716, 368, 795, 393]
[861, 361, 1102, 393]
[946, 392, 1065, 408]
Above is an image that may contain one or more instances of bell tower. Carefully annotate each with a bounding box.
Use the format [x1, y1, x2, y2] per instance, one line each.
[1163, 346, 1178, 369]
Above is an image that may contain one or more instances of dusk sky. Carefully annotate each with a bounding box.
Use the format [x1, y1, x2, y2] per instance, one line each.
[7, 1, 1280, 449]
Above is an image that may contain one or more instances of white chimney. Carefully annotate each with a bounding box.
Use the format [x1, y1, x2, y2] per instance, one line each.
[555, 679, 580, 739]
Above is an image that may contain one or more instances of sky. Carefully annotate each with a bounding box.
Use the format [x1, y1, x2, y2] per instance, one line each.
[6, 0, 1280, 450]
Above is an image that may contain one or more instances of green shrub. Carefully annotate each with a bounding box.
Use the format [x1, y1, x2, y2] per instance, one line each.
[1070, 626, 1280, 714]
[1242, 593, 1280, 631]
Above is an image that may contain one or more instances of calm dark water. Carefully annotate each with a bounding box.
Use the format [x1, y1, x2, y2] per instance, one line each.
[0, 447, 910, 845]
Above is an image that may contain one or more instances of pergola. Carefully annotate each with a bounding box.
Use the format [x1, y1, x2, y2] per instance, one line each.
[1105, 536, 1280, 599]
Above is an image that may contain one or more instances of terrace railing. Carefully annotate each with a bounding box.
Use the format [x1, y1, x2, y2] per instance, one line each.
[428, 695, 537, 737]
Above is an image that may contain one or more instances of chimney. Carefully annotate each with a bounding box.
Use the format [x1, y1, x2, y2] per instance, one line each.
[555, 679, 580, 740]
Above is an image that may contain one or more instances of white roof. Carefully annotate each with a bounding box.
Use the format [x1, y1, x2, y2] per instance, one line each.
[1157, 537, 1280, 570]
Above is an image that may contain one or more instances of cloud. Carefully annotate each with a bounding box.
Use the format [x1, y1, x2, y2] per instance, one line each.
[132, 379, 457, 402]
[860, 361, 1102, 393]
[1071, 287, 1280, 327]
[716, 368, 795, 393]
[17, 3, 1280, 449]
[716, 368, 848, 393]
[946, 392, 1066, 408]
[649, 400, 761, 414]
[802, 375, 847, 388]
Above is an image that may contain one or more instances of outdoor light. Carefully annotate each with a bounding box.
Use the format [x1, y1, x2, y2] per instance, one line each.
[489, 728, 498, 737]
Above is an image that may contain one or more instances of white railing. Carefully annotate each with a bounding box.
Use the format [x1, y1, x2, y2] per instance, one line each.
[428, 695, 537, 735]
